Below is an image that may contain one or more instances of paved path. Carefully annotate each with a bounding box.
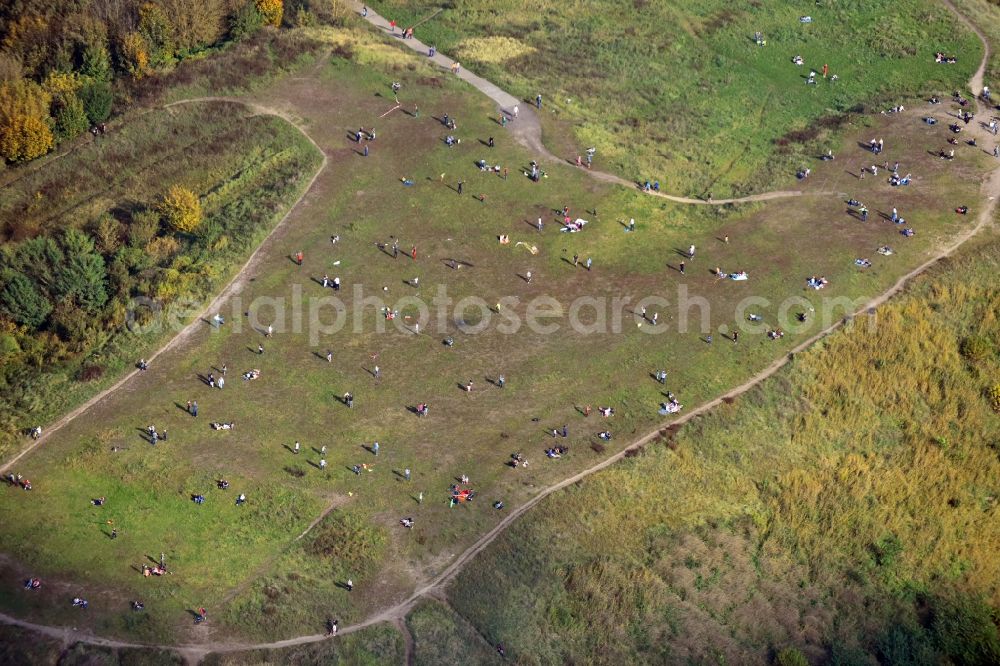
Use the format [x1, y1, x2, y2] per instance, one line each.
[349, 1, 825, 205]
[0, 3, 997, 662]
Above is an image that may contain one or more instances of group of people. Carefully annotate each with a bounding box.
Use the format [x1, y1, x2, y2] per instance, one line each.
[6, 472, 31, 491]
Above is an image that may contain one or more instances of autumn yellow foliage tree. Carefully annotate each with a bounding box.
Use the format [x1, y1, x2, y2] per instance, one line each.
[160, 0, 227, 52]
[118, 32, 150, 79]
[0, 79, 54, 162]
[255, 0, 284, 27]
[158, 185, 203, 234]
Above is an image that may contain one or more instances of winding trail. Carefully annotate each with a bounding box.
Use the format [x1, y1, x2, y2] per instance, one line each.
[0, 2, 997, 662]
[349, 1, 831, 205]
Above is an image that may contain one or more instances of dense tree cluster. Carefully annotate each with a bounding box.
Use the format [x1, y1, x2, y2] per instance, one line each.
[0, 0, 291, 162]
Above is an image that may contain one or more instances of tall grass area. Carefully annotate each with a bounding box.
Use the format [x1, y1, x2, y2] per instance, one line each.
[438, 232, 1000, 664]
[369, 0, 980, 196]
[407, 599, 500, 665]
[0, 102, 323, 461]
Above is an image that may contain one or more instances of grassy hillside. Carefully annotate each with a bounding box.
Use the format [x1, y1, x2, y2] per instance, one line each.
[369, 0, 981, 196]
[0, 16, 994, 645]
[436, 231, 1000, 663]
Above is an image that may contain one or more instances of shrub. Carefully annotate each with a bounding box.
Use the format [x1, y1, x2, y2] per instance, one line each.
[77, 364, 105, 382]
[128, 210, 161, 248]
[929, 593, 1000, 664]
[139, 2, 175, 66]
[959, 335, 993, 364]
[117, 32, 150, 79]
[255, 0, 284, 27]
[56, 228, 109, 313]
[159, 0, 227, 53]
[230, 2, 266, 41]
[0, 271, 52, 328]
[0, 113, 53, 161]
[93, 215, 124, 255]
[146, 236, 181, 263]
[158, 185, 203, 234]
[79, 81, 113, 124]
[0, 79, 54, 162]
[53, 93, 89, 141]
[775, 647, 809, 666]
[80, 44, 112, 82]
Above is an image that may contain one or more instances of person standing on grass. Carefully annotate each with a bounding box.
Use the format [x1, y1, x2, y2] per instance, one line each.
[733, 331, 739, 344]
[192, 401, 198, 417]
[373, 441, 380, 456]
[585, 257, 592, 271]
[525, 271, 532, 283]
[294, 441, 300, 454]
[502, 167, 508, 180]
[457, 180, 464, 195]
[688, 244, 695, 259]
[536, 94, 542, 109]
[373, 365, 381, 379]
[498, 374, 505, 388]
[363, 144, 369, 157]
[404, 468, 411, 481]
[537, 217, 543, 232]
[326, 350, 333, 363]
[346, 579, 353, 592]
[411, 246, 417, 260]
[258, 343, 264, 354]
[513, 104, 519, 119]
[488, 136, 495, 148]
[679, 261, 685, 275]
